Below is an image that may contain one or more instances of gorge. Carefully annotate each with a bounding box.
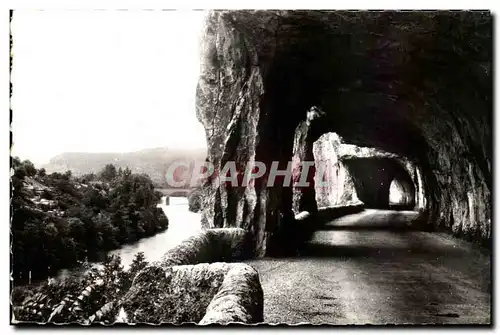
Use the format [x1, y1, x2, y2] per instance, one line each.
[12, 10, 492, 325]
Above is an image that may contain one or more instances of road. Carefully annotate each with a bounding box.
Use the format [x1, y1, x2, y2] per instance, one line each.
[246, 209, 491, 325]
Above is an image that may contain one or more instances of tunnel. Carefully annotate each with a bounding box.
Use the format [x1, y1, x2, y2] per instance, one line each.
[298, 130, 419, 212]
[341, 157, 417, 210]
[389, 177, 416, 209]
[195, 11, 492, 256]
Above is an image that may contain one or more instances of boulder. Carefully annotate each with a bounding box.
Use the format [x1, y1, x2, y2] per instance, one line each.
[120, 262, 263, 324]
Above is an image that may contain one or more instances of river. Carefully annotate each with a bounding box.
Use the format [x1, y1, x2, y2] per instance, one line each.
[53, 196, 202, 281]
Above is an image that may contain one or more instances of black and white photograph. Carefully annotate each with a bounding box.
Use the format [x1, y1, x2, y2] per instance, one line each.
[8, 8, 493, 326]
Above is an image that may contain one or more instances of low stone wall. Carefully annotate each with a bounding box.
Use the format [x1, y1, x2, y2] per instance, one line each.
[199, 263, 263, 325]
[118, 228, 263, 325]
[157, 228, 250, 268]
[316, 204, 365, 222]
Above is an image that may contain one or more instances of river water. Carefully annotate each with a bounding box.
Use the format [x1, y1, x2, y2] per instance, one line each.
[54, 196, 202, 281]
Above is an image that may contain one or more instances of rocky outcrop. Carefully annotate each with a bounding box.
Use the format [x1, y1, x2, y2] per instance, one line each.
[297, 131, 421, 210]
[196, 10, 492, 254]
[119, 262, 263, 324]
[120, 263, 231, 324]
[116, 228, 263, 324]
[312, 133, 361, 208]
[291, 107, 326, 214]
[199, 263, 263, 324]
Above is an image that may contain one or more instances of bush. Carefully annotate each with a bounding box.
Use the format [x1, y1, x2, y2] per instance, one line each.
[12, 253, 150, 324]
[187, 187, 203, 213]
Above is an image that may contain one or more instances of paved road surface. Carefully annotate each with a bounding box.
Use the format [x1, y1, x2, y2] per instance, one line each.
[246, 209, 491, 325]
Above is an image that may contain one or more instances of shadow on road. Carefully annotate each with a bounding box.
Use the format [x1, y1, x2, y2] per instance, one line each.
[298, 242, 469, 259]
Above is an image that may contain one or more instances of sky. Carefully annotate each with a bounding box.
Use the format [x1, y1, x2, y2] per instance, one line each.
[10, 10, 208, 166]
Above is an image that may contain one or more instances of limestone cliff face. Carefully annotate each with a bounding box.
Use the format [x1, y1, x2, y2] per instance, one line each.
[196, 10, 492, 255]
[312, 133, 360, 208]
[196, 11, 292, 257]
[426, 126, 491, 245]
[291, 112, 322, 214]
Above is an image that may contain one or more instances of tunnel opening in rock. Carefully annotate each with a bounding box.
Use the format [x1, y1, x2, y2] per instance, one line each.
[389, 179, 405, 205]
[197, 11, 492, 256]
[389, 177, 416, 210]
[293, 130, 420, 212]
[340, 157, 416, 210]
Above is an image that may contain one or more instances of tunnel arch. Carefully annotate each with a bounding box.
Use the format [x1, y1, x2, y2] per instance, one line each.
[389, 177, 416, 209]
[196, 11, 492, 255]
[340, 157, 417, 210]
[293, 128, 422, 212]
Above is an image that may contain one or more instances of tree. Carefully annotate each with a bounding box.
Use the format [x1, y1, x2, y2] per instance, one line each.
[188, 186, 203, 213]
[82, 188, 108, 210]
[94, 213, 118, 250]
[100, 255, 127, 302]
[64, 170, 72, 180]
[100, 164, 117, 182]
[38, 168, 46, 178]
[12, 252, 147, 323]
[11, 156, 21, 169]
[11, 157, 168, 283]
[80, 173, 96, 183]
[22, 160, 37, 177]
[67, 217, 86, 257]
[129, 252, 148, 276]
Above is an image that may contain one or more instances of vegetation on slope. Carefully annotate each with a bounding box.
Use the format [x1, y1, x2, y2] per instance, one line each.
[11, 253, 148, 323]
[11, 157, 169, 283]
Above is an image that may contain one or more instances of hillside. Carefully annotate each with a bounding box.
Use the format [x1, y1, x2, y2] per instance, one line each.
[42, 147, 207, 187]
[11, 158, 169, 283]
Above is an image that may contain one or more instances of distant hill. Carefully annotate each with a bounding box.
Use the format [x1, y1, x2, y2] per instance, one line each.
[42, 147, 207, 187]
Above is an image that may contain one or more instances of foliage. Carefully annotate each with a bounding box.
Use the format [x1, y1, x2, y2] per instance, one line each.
[10, 157, 168, 283]
[99, 164, 117, 182]
[12, 253, 149, 324]
[187, 186, 203, 213]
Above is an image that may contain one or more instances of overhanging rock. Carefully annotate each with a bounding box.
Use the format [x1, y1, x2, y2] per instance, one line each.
[196, 10, 492, 254]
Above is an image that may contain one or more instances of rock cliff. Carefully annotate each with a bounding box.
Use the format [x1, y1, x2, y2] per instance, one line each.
[196, 10, 492, 255]
[311, 133, 360, 208]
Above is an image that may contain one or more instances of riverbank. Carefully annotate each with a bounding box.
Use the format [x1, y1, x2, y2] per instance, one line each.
[13, 196, 202, 287]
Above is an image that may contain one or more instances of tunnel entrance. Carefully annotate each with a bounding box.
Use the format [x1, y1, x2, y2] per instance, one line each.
[293, 131, 421, 213]
[341, 157, 392, 209]
[389, 177, 416, 210]
[341, 157, 417, 210]
[389, 179, 405, 205]
[197, 11, 492, 256]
